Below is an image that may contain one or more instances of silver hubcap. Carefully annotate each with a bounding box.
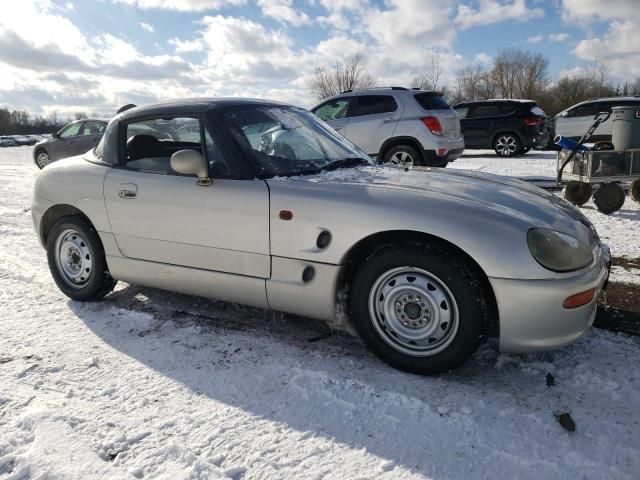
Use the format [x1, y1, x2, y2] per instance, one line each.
[37, 152, 50, 168]
[54, 229, 93, 288]
[495, 136, 517, 156]
[368, 267, 459, 356]
[389, 151, 413, 165]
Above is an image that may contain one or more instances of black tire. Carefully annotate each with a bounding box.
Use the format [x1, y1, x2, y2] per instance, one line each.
[493, 133, 521, 157]
[563, 181, 592, 206]
[35, 148, 51, 169]
[520, 147, 531, 154]
[383, 145, 421, 166]
[348, 242, 487, 374]
[631, 180, 640, 203]
[47, 216, 116, 301]
[593, 183, 625, 214]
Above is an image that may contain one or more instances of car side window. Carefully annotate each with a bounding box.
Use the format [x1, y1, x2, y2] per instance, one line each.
[352, 95, 397, 117]
[80, 121, 105, 136]
[123, 117, 204, 175]
[58, 123, 82, 139]
[469, 105, 504, 118]
[313, 99, 350, 121]
[568, 103, 599, 118]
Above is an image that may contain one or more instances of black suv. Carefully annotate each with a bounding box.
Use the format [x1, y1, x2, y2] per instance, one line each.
[452, 100, 548, 156]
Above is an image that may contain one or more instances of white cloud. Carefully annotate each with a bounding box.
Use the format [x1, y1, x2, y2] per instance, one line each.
[140, 22, 155, 32]
[455, 0, 544, 29]
[548, 32, 569, 42]
[169, 37, 205, 53]
[474, 52, 493, 65]
[561, 0, 640, 78]
[527, 35, 544, 44]
[256, 0, 311, 26]
[112, 0, 245, 11]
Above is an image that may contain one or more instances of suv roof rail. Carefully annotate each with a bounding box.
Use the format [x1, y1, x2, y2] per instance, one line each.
[340, 86, 408, 94]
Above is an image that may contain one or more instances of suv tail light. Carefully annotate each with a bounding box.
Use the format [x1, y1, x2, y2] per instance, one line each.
[523, 117, 541, 126]
[421, 116, 443, 136]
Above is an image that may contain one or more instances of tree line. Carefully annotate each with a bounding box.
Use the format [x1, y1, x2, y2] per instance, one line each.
[309, 48, 640, 117]
[0, 109, 94, 135]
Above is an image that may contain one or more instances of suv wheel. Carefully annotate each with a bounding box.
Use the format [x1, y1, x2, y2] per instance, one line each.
[493, 134, 520, 157]
[384, 145, 420, 167]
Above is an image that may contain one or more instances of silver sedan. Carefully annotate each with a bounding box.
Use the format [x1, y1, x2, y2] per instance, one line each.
[31, 99, 610, 374]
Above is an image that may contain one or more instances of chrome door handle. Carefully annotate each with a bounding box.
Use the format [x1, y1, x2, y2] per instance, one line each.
[119, 190, 137, 199]
[382, 117, 395, 124]
[334, 126, 343, 131]
[118, 183, 138, 199]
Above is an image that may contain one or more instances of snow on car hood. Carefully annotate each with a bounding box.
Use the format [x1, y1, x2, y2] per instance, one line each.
[278, 165, 595, 235]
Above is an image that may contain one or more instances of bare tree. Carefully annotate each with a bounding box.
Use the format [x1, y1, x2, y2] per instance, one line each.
[584, 60, 611, 97]
[411, 47, 444, 91]
[308, 54, 376, 101]
[491, 48, 549, 99]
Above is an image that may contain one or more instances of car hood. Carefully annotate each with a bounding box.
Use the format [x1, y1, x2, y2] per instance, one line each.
[280, 165, 595, 236]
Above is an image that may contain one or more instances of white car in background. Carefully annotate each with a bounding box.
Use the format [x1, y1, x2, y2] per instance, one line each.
[555, 96, 640, 142]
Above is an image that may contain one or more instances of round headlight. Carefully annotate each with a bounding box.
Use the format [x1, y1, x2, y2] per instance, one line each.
[527, 228, 593, 272]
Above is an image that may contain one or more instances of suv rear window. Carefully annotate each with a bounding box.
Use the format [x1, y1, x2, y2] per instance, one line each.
[530, 106, 546, 117]
[414, 93, 450, 110]
[352, 95, 397, 117]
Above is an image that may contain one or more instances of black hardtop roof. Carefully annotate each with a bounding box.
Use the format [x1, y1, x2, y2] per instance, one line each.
[118, 97, 292, 121]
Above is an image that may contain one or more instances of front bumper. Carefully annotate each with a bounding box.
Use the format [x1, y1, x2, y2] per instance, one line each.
[31, 195, 54, 248]
[491, 243, 610, 353]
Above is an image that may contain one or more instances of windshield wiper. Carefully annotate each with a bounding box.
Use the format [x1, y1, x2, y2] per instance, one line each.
[319, 157, 369, 172]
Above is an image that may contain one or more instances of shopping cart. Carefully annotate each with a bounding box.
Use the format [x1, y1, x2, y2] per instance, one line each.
[556, 112, 640, 214]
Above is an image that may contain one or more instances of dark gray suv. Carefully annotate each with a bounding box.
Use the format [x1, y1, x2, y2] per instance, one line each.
[33, 119, 107, 169]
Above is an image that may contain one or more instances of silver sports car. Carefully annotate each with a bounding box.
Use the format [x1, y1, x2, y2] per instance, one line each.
[32, 99, 610, 374]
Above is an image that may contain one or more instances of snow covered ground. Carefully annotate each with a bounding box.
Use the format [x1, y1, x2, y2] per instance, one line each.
[1, 147, 639, 480]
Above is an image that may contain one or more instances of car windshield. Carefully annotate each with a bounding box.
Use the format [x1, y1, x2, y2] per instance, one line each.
[221, 105, 371, 178]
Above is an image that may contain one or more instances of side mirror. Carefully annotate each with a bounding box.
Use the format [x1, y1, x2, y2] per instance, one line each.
[51, 132, 59, 138]
[170, 149, 211, 186]
[559, 111, 569, 118]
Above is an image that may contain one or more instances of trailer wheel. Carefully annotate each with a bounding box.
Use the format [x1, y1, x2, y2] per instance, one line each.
[631, 180, 640, 203]
[593, 183, 625, 214]
[563, 181, 592, 206]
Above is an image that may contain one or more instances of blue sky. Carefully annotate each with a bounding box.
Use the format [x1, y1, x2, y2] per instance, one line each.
[0, 0, 637, 115]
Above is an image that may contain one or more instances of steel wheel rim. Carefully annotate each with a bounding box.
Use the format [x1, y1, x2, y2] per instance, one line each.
[390, 151, 413, 165]
[495, 136, 517, 156]
[54, 228, 93, 289]
[368, 266, 459, 356]
[37, 152, 50, 168]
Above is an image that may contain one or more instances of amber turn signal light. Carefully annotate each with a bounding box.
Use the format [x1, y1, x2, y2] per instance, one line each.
[562, 288, 595, 309]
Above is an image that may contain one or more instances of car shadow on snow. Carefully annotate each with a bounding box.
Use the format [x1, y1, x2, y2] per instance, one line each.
[67, 283, 636, 477]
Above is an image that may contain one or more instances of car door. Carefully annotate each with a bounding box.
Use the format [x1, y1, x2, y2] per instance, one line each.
[50, 121, 85, 160]
[556, 102, 600, 139]
[75, 121, 106, 154]
[102, 115, 271, 278]
[311, 97, 353, 135]
[342, 95, 402, 155]
[460, 104, 502, 148]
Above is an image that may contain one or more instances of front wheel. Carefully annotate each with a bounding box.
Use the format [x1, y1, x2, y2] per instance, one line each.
[47, 216, 116, 301]
[35, 149, 51, 169]
[494, 134, 520, 157]
[349, 243, 487, 374]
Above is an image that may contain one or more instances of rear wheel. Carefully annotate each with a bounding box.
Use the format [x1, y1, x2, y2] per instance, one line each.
[47, 216, 116, 301]
[35, 149, 51, 169]
[593, 183, 625, 214]
[349, 243, 487, 374]
[563, 181, 592, 206]
[384, 145, 419, 167]
[493, 134, 520, 157]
